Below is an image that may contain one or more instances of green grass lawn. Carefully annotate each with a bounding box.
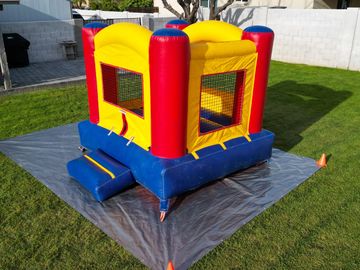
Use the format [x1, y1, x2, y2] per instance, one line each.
[1, 61, 360, 269]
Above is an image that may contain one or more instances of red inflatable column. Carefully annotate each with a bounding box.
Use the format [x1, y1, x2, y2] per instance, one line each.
[242, 26, 274, 133]
[82, 22, 108, 124]
[149, 29, 190, 159]
[165, 19, 189, 30]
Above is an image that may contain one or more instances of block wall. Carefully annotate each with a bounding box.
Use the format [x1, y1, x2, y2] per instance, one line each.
[0, 20, 76, 63]
[222, 7, 360, 71]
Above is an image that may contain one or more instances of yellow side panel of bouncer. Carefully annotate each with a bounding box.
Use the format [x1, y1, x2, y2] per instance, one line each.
[94, 23, 152, 150]
[186, 41, 258, 153]
[183, 20, 243, 44]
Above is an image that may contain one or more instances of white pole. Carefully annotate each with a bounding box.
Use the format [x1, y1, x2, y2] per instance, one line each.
[0, 32, 12, 90]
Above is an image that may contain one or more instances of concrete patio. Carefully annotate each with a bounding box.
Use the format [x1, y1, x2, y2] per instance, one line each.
[0, 58, 85, 92]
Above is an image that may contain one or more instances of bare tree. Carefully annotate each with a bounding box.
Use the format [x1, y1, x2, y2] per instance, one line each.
[161, 0, 235, 23]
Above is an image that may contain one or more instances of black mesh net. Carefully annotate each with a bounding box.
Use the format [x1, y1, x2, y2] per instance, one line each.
[102, 64, 143, 117]
[200, 71, 245, 134]
[117, 69, 143, 116]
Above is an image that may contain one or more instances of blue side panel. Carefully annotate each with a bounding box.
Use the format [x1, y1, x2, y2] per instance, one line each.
[200, 108, 232, 126]
[163, 132, 273, 197]
[67, 149, 136, 201]
[83, 22, 108, 29]
[77, 121, 274, 201]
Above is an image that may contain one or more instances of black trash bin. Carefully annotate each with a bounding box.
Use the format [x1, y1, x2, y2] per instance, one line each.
[2, 33, 30, 68]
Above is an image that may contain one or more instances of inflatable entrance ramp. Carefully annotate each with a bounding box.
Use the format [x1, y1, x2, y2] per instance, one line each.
[67, 149, 135, 201]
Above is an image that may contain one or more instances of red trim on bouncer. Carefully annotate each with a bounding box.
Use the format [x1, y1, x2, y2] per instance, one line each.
[232, 70, 246, 125]
[120, 113, 128, 136]
[242, 30, 274, 133]
[101, 64, 118, 105]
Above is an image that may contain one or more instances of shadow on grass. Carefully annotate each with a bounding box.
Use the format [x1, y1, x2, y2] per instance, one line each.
[263, 80, 352, 151]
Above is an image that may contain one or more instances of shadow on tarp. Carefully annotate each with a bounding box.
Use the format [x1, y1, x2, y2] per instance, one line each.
[0, 124, 319, 270]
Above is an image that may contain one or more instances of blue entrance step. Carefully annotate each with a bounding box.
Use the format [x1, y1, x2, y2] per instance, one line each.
[67, 149, 136, 201]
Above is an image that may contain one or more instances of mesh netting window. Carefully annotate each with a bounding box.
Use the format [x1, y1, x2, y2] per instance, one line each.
[101, 64, 144, 117]
[199, 71, 245, 134]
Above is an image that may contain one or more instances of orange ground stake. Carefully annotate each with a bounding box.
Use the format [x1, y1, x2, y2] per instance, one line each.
[316, 153, 327, 168]
[167, 261, 175, 270]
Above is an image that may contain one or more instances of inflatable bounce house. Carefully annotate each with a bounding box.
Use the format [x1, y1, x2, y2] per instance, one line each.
[67, 19, 275, 221]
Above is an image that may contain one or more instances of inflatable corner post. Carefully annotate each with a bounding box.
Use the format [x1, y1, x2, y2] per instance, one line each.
[82, 22, 108, 124]
[67, 21, 275, 221]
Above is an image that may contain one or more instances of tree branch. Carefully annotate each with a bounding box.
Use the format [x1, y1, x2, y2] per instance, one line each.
[184, 0, 192, 18]
[161, 0, 182, 18]
[177, 0, 190, 18]
[215, 0, 234, 17]
[209, 0, 215, 20]
[189, 0, 199, 23]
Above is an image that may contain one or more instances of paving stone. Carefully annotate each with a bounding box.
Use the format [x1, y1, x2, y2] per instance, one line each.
[0, 58, 85, 91]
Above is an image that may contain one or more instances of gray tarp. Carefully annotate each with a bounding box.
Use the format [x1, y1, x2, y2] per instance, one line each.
[0, 123, 319, 270]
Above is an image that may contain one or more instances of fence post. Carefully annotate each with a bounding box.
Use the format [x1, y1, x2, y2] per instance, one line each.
[0, 33, 12, 90]
[347, 8, 360, 70]
[142, 15, 150, 29]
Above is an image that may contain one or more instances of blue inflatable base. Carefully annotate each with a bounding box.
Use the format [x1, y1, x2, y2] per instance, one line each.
[69, 121, 275, 205]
